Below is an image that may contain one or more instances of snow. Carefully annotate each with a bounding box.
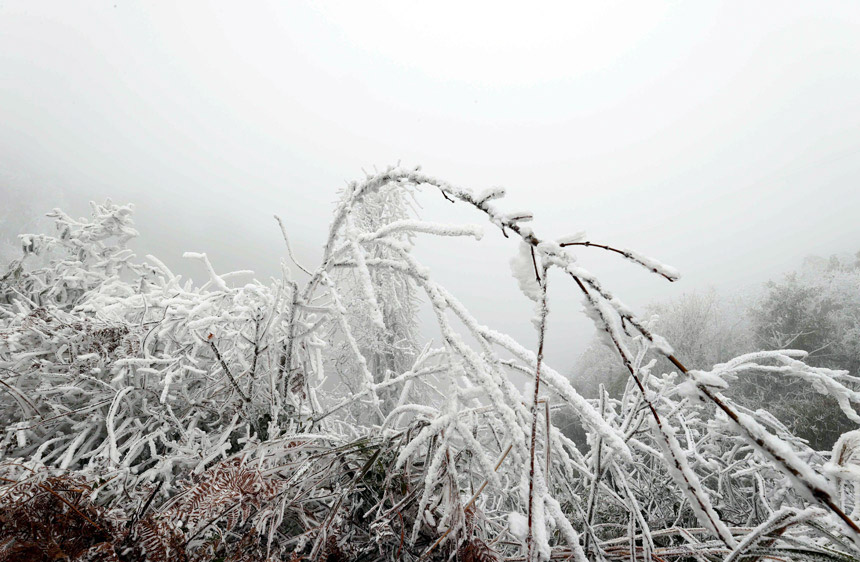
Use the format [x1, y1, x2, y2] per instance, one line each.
[476, 187, 506, 203]
[182, 251, 229, 292]
[361, 219, 483, 241]
[556, 231, 587, 245]
[3, 170, 860, 560]
[675, 369, 729, 400]
[650, 416, 737, 548]
[622, 248, 682, 281]
[500, 210, 534, 223]
[824, 429, 860, 483]
[344, 215, 386, 331]
[507, 511, 528, 541]
[510, 241, 542, 302]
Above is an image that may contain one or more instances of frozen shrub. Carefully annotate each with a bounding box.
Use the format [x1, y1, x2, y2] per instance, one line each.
[1, 168, 860, 561]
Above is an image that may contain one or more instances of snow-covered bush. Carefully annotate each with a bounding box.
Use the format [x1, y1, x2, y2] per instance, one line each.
[2, 168, 860, 561]
[744, 256, 860, 448]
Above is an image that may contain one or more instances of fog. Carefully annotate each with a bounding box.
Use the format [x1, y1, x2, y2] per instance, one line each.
[2, 1, 860, 370]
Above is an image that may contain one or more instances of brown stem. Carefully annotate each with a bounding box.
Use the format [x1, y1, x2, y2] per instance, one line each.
[526, 265, 550, 562]
[530, 246, 541, 283]
[38, 483, 103, 531]
[208, 340, 250, 403]
[559, 241, 678, 282]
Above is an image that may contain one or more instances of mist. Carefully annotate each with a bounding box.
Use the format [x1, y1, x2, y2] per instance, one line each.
[7, 5, 860, 559]
[2, 1, 860, 370]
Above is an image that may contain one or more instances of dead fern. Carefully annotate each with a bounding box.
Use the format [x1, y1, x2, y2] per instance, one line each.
[0, 460, 287, 562]
[0, 471, 119, 562]
[458, 538, 500, 562]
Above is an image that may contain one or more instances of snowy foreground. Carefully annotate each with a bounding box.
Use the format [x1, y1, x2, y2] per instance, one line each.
[2, 167, 860, 561]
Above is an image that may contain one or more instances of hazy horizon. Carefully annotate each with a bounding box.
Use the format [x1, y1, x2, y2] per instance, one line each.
[2, 1, 859, 370]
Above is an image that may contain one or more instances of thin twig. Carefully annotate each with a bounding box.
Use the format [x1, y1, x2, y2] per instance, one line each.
[527, 264, 550, 562]
[274, 214, 313, 275]
[208, 339, 250, 403]
[559, 241, 678, 282]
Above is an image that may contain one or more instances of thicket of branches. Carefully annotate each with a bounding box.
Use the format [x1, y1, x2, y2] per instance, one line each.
[567, 256, 860, 451]
[2, 167, 860, 561]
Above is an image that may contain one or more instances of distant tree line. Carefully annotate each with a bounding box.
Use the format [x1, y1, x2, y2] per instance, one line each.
[562, 252, 860, 450]
[564, 251, 860, 450]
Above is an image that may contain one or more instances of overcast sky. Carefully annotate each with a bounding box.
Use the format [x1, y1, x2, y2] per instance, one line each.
[2, 1, 859, 370]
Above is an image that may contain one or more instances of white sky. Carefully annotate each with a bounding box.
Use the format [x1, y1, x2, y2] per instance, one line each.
[2, 1, 860, 369]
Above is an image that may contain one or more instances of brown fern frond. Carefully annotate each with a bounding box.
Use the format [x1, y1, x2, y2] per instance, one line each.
[165, 458, 284, 540]
[458, 538, 501, 562]
[121, 516, 187, 562]
[0, 472, 116, 562]
[0, 462, 192, 562]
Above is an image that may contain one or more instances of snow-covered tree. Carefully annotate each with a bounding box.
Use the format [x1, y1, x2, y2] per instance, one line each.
[325, 182, 422, 418]
[741, 254, 860, 449]
[566, 290, 752, 404]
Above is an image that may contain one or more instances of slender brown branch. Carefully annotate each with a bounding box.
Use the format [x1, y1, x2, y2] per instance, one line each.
[559, 241, 678, 282]
[544, 399, 551, 491]
[38, 483, 103, 531]
[527, 264, 550, 562]
[583, 387, 606, 555]
[208, 340, 250, 403]
[530, 246, 541, 283]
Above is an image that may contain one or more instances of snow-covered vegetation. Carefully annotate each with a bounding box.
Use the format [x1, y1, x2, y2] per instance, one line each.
[2, 167, 860, 561]
[568, 258, 860, 451]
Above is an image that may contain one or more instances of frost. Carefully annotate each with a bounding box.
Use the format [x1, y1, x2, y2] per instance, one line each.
[476, 187, 506, 203]
[1, 171, 858, 560]
[622, 248, 681, 281]
[556, 231, 586, 245]
[650, 416, 737, 548]
[508, 511, 528, 541]
[676, 369, 728, 400]
[183, 251, 229, 291]
[500, 210, 534, 223]
[510, 241, 542, 302]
